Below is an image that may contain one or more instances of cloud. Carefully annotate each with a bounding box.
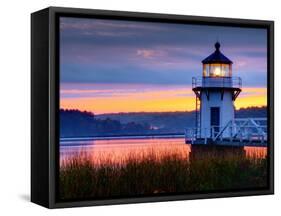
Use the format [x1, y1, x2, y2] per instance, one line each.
[136, 49, 164, 59]
[60, 17, 267, 88]
[60, 83, 194, 99]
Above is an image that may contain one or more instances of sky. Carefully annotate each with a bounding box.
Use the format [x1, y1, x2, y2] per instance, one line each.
[60, 17, 267, 114]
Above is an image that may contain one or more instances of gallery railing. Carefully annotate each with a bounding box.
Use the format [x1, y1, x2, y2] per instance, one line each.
[192, 76, 242, 89]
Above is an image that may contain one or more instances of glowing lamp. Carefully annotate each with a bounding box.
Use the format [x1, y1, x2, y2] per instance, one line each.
[202, 42, 232, 78]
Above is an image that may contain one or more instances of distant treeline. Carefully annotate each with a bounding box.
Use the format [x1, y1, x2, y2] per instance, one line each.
[235, 106, 267, 118]
[60, 109, 151, 138]
[60, 106, 267, 138]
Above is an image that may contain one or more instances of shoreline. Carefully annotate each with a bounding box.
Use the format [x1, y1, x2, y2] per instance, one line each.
[60, 134, 185, 142]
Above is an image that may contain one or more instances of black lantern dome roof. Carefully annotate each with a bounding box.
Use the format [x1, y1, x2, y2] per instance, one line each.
[202, 42, 233, 64]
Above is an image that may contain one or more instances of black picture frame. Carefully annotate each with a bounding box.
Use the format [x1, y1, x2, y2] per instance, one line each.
[31, 6, 274, 209]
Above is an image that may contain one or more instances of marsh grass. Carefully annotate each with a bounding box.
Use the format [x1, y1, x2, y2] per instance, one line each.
[59, 147, 267, 200]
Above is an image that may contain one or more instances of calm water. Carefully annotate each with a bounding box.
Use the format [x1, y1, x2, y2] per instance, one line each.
[60, 137, 267, 166]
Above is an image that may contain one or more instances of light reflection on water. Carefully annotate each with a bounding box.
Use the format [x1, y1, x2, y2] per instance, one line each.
[60, 138, 267, 166]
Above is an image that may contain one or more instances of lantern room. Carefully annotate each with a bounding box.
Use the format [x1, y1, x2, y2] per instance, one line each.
[202, 42, 232, 77]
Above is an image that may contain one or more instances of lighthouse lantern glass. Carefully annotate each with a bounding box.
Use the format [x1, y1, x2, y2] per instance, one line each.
[203, 63, 232, 77]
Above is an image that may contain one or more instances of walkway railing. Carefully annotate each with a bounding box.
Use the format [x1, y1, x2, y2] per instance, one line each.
[185, 118, 267, 145]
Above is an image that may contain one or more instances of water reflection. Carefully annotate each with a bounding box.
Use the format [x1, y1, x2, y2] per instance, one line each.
[60, 138, 267, 166]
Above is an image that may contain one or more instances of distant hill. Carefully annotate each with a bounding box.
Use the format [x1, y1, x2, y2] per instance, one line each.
[235, 107, 267, 118]
[60, 109, 151, 138]
[96, 111, 196, 133]
[60, 107, 267, 138]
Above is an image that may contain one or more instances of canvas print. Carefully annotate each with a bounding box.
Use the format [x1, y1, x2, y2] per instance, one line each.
[59, 17, 268, 201]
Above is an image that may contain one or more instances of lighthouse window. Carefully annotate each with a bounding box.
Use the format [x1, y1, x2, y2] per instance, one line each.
[222, 64, 231, 77]
[207, 63, 231, 77]
[210, 64, 223, 77]
[203, 64, 207, 76]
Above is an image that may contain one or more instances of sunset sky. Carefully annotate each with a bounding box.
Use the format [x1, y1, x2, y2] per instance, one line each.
[60, 17, 267, 114]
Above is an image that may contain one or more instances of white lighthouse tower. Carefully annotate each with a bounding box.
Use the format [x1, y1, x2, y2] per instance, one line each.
[192, 42, 242, 140]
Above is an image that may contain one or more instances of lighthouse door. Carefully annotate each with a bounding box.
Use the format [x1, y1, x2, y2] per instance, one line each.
[210, 107, 220, 137]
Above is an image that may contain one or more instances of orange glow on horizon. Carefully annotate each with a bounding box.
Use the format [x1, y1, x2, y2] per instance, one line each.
[60, 96, 196, 114]
[234, 87, 267, 110]
[60, 86, 267, 114]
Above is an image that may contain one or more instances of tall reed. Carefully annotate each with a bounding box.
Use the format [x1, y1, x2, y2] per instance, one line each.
[59, 148, 267, 200]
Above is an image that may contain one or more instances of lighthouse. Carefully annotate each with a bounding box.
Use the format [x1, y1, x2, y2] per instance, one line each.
[192, 42, 242, 140]
[186, 42, 267, 146]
